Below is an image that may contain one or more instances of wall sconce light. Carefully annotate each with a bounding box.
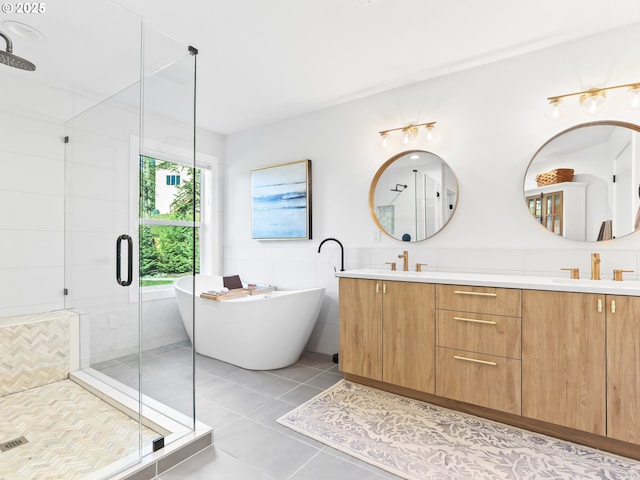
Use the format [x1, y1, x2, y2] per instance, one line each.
[379, 121, 436, 147]
[547, 82, 640, 118]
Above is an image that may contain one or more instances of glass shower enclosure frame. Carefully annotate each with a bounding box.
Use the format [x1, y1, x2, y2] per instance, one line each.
[63, 15, 199, 477]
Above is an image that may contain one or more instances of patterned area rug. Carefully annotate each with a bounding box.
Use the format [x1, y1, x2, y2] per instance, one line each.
[278, 380, 640, 480]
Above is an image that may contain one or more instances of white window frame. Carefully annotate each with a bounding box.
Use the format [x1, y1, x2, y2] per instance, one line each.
[129, 136, 220, 302]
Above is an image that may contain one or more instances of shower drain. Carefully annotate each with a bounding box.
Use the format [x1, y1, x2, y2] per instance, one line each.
[0, 436, 28, 452]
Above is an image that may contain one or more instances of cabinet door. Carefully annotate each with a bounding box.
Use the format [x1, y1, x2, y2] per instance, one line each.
[607, 295, 640, 443]
[339, 278, 382, 380]
[382, 281, 435, 393]
[522, 290, 606, 435]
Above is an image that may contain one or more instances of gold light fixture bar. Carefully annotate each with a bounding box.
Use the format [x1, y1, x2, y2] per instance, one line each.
[547, 82, 640, 117]
[378, 121, 437, 136]
[378, 121, 437, 146]
[547, 82, 640, 102]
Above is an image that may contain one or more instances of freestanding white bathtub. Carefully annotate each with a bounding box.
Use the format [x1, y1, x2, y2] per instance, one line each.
[174, 275, 325, 370]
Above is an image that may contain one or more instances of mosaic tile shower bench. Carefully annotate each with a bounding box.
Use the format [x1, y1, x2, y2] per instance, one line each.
[0, 310, 78, 397]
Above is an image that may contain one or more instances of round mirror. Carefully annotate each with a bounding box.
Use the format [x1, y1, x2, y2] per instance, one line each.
[523, 121, 640, 241]
[369, 150, 459, 242]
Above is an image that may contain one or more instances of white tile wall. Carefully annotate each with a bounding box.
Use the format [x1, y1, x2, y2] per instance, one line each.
[0, 111, 66, 317]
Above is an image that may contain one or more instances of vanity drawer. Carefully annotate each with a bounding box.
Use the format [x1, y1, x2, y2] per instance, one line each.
[436, 310, 521, 359]
[436, 347, 521, 415]
[436, 284, 521, 317]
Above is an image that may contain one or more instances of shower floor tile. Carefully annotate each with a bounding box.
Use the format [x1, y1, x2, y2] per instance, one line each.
[0, 379, 160, 480]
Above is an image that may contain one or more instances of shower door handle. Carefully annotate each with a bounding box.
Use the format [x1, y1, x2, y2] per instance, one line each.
[116, 234, 133, 287]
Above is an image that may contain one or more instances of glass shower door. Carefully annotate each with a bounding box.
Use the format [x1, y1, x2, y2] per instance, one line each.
[64, 76, 149, 469]
[64, 24, 198, 473]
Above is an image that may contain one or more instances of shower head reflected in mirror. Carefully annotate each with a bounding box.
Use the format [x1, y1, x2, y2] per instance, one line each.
[0, 31, 36, 71]
[391, 184, 407, 192]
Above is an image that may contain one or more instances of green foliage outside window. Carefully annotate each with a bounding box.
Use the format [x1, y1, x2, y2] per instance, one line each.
[139, 156, 200, 286]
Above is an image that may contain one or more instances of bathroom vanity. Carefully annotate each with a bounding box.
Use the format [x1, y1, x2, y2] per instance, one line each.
[336, 269, 640, 459]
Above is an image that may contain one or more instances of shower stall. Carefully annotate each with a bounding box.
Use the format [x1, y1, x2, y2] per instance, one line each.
[0, 1, 209, 478]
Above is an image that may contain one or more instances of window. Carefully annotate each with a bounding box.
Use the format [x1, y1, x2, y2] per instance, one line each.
[166, 174, 181, 186]
[130, 136, 220, 301]
[140, 156, 200, 287]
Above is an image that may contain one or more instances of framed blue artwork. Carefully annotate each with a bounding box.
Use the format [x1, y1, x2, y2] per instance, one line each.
[251, 159, 312, 240]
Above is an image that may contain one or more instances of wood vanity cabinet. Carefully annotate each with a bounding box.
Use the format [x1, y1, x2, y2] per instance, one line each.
[606, 295, 640, 443]
[339, 273, 640, 458]
[339, 278, 382, 381]
[435, 284, 522, 414]
[339, 277, 435, 393]
[522, 290, 606, 435]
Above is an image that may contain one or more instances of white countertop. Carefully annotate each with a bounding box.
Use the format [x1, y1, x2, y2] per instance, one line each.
[335, 269, 640, 296]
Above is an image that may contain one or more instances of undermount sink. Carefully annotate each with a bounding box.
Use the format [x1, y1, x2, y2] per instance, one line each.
[551, 277, 602, 284]
[551, 277, 640, 289]
[364, 269, 436, 277]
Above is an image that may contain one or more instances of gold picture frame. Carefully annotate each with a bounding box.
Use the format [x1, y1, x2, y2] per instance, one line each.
[251, 159, 312, 240]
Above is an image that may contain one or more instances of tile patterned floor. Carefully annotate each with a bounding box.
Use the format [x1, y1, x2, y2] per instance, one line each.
[95, 344, 400, 479]
[95, 344, 640, 480]
[0, 380, 160, 480]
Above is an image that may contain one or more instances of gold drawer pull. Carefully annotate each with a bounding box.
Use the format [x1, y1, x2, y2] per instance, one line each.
[453, 316, 497, 325]
[454, 355, 497, 366]
[453, 290, 497, 297]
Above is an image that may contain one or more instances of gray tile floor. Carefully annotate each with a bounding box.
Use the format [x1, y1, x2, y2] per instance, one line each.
[94, 344, 401, 479]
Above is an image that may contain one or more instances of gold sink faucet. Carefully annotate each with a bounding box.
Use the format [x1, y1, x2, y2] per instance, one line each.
[561, 267, 580, 279]
[398, 250, 409, 272]
[591, 253, 600, 280]
[398, 250, 409, 271]
[613, 269, 634, 281]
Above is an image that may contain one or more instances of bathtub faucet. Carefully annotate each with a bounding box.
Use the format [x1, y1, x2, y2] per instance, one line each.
[318, 237, 345, 272]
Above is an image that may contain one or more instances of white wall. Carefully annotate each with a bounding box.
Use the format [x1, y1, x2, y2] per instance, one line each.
[223, 23, 640, 356]
[0, 110, 66, 318]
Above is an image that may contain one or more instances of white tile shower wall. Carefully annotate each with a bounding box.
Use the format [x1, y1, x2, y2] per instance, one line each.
[2, 77, 224, 360]
[223, 23, 640, 355]
[64, 119, 133, 355]
[0, 110, 66, 318]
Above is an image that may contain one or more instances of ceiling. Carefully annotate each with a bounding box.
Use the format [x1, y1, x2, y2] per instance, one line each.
[2, 0, 640, 134]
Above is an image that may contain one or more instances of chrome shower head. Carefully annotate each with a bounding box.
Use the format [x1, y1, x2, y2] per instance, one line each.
[0, 31, 35, 71]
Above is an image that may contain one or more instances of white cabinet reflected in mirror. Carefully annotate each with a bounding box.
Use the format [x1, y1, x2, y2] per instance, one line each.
[523, 121, 640, 242]
[369, 150, 459, 242]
